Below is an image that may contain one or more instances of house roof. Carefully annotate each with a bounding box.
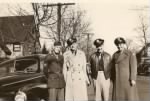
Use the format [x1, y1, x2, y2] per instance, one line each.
[0, 15, 35, 43]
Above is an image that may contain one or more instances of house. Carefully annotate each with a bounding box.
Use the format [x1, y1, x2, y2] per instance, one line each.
[137, 43, 150, 57]
[147, 43, 150, 56]
[0, 15, 41, 58]
[136, 43, 150, 63]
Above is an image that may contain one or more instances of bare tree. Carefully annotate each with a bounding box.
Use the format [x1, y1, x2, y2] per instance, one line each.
[7, 3, 56, 37]
[7, 4, 32, 16]
[46, 6, 92, 51]
[32, 3, 58, 31]
[7, 3, 57, 53]
[132, 5, 150, 47]
[127, 5, 150, 57]
[7, 3, 92, 54]
[134, 14, 149, 46]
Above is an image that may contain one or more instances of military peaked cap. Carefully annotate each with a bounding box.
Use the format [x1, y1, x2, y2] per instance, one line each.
[67, 37, 77, 46]
[94, 38, 104, 47]
[114, 37, 126, 46]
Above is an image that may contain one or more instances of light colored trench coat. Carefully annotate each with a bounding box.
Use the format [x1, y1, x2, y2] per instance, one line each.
[63, 50, 89, 101]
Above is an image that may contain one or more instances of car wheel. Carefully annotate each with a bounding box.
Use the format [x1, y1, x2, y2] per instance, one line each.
[14, 91, 27, 101]
[14, 91, 42, 101]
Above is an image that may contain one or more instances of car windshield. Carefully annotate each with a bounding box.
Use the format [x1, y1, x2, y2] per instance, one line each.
[15, 59, 38, 72]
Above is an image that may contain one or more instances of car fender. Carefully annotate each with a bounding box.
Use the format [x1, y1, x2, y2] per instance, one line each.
[18, 83, 47, 93]
[15, 83, 48, 101]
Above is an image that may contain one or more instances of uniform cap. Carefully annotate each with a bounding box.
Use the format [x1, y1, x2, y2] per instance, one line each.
[67, 37, 77, 46]
[93, 38, 104, 48]
[114, 37, 126, 46]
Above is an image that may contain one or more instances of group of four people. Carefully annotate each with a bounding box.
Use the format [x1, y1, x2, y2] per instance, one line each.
[43, 36, 138, 101]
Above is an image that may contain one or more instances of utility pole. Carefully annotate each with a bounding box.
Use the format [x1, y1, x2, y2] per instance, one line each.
[43, 3, 75, 41]
[83, 33, 94, 61]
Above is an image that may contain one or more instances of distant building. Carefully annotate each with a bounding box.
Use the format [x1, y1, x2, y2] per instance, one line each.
[146, 43, 150, 56]
[0, 15, 41, 58]
[136, 43, 150, 64]
[137, 43, 150, 56]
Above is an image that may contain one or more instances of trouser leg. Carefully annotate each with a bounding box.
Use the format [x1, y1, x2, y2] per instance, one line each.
[95, 71, 111, 101]
[102, 78, 110, 101]
[48, 88, 57, 101]
[95, 77, 102, 101]
[93, 79, 96, 94]
[57, 88, 65, 101]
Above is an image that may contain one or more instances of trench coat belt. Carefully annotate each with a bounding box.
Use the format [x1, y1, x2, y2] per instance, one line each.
[67, 68, 82, 73]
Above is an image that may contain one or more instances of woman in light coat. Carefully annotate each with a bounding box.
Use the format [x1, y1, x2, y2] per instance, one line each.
[63, 37, 90, 101]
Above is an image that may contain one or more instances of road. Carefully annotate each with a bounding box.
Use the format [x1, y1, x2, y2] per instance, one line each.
[0, 76, 149, 101]
[87, 75, 150, 101]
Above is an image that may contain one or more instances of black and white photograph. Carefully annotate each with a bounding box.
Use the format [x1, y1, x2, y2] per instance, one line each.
[0, 0, 149, 101]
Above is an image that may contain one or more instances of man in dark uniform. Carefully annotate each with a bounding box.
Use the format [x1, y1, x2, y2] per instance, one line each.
[89, 38, 112, 101]
[111, 37, 138, 101]
[43, 41, 65, 101]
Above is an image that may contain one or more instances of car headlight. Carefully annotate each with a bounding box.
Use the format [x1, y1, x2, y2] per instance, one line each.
[14, 91, 27, 101]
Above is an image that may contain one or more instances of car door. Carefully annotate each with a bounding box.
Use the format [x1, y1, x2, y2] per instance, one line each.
[0, 58, 44, 92]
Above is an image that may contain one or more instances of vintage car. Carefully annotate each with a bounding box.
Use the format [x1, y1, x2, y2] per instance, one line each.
[0, 54, 48, 101]
[137, 56, 150, 75]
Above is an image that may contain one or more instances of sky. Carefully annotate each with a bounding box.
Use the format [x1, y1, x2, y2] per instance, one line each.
[77, 0, 150, 54]
[0, 0, 149, 55]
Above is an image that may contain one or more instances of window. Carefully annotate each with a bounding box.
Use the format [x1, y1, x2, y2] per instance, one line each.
[13, 44, 21, 52]
[0, 61, 15, 73]
[15, 59, 38, 72]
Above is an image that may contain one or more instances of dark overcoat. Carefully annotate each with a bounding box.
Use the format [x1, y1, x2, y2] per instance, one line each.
[111, 49, 139, 101]
[44, 53, 65, 89]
